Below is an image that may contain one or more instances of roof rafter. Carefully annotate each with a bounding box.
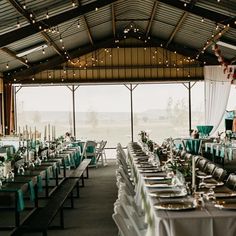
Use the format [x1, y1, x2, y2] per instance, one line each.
[112, 4, 116, 38]
[158, 0, 236, 28]
[82, 16, 94, 45]
[1, 47, 29, 67]
[13, 76, 204, 85]
[7, 0, 64, 56]
[4, 31, 218, 81]
[165, 12, 188, 47]
[145, 1, 158, 38]
[0, 0, 118, 49]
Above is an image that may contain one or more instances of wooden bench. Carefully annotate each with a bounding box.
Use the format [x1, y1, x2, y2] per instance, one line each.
[68, 158, 91, 198]
[10, 159, 91, 236]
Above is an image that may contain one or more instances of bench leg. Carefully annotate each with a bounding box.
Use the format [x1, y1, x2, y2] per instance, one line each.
[60, 208, 64, 229]
[86, 166, 89, 179]
[81, 173, 85, 187]
[76, 181, 80, 198]
[70, 192, 74, 208]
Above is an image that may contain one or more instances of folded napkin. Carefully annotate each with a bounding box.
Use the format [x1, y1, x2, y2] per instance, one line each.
[37, 175, 43, 192]
[28, 180, 35, 202]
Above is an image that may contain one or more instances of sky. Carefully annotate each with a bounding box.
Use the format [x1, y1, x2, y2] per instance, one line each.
[16, 82, 236, 113]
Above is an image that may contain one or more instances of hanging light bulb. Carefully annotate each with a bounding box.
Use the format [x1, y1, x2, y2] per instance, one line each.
[72, 0, 76, 7]
[95, 7, 98, 11]
[23, 1, 26, 9]
[17, 18, 20, 28]
[201, 18, 204, 23]
[46, 9, 49, 19]
[62, 44, 65, 50]
[30, 13, 33, 18]
[25, 57, 28, 63]
[60, 35, 63, 43]
[6, 63, 9, 69]
[42, 47, 45, 54]
[77, 20, 80, 28]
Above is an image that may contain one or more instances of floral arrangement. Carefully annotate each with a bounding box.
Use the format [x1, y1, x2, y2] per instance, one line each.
[138, 131, 148, 143]
[166, 155, 192, 178]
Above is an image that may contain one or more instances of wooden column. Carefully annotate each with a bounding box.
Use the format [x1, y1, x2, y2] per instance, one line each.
[0, 78, 4, 135]
[3, 82, 15, 135]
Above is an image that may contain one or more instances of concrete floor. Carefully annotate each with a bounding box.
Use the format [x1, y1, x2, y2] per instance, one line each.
[1, 160, 118, 236]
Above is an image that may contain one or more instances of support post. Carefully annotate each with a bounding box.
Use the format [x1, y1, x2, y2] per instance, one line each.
[124, 84, 138, 143]
[188, 82, 192, 135]
[130, 84, 134, 142]
[67, 85, 79, 139]
[72, 85, 76, 139]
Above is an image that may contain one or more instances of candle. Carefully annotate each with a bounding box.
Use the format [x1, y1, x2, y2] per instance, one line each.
[44, 125, 47, 141]
[35, 126, 37, 142]
[29, 127, 32, 140]
[192, 156, 196, 192]
[23, 127, 25, 140]
[25, 125, 28, 140]
[48, 124, 50, 141]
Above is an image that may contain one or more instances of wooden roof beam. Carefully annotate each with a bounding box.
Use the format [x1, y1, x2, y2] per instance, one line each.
[112, 4, 116, 38]
[5, 36, 117, 80]
[7, 0, 63, 57]
[0, 0, 118, 48]
[145, 1, 158, 38]
[81, 16, 94, 45]
[165, 12, 188, 47]
[12, 76, 204, 85]
[1, 47, 29, 67]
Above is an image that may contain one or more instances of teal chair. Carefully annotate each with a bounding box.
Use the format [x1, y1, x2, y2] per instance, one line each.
[84, 141, 97, 167]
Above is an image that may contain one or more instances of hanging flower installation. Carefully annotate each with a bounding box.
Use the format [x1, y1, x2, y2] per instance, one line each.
[212, 44, 236, 83]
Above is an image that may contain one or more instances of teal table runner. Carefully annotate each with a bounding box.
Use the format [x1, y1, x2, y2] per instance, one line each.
[37, 175, 43, 192]
[17, 189, 24, 212]
[185, 139, 201, 155]
[28, 180, 35, 202]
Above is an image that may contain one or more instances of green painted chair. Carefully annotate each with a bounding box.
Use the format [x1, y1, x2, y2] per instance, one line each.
[81, 141, 97, 167]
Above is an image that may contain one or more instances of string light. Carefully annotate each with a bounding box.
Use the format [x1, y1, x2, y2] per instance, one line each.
[17, 18, 20, 28]
[46, 9, 49, 19]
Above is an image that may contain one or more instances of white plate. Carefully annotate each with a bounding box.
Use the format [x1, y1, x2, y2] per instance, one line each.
[154, 200, 197, 210]
[145, 183, 174, 188]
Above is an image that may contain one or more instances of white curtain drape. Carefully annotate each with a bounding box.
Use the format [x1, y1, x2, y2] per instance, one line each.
[204, 65, 233, 134]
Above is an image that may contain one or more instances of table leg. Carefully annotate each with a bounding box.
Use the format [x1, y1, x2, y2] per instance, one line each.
[15, 192, 20, 227]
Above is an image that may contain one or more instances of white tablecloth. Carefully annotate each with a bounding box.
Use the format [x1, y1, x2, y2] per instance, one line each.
[128, 144, 236, 236]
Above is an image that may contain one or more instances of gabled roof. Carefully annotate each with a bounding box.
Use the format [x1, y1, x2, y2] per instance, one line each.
[0, 0, 235, 84]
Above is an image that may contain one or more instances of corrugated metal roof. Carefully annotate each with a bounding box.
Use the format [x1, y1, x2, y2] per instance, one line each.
[0, 0, 234, 80]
